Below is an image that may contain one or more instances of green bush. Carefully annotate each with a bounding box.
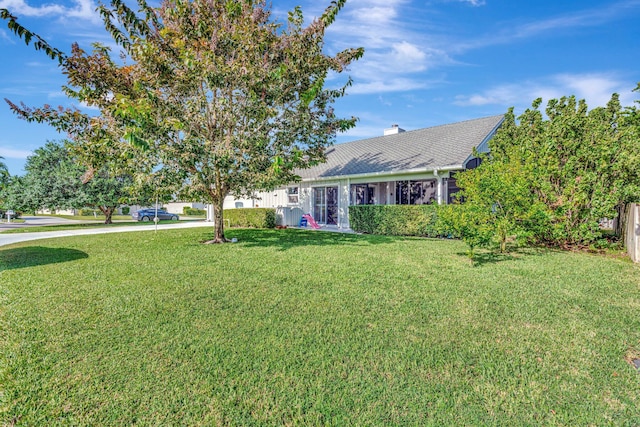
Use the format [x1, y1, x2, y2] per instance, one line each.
[224, 208, 276, 228]
[183, 207, 206, 216]
[121, 206, 130, 215]
[79, 208, 102, 216]
[348, 204, 446, 237]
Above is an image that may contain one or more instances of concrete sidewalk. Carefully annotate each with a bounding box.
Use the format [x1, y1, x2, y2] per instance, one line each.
[0, 221, 212, 247]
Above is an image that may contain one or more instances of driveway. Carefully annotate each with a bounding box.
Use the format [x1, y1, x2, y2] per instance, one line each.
[1, 215, 81, 228]
[0, 220, 212, 248]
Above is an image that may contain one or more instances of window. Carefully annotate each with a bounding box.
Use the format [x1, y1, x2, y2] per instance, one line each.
[287, 187, 299, 204]
[465, 157, 482, 169]
[395, 180, 437, 205]
[350, 184, 376, 205]
[446, 173, 461, 204]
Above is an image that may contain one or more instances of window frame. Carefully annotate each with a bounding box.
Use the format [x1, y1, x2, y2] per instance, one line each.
[287, 186, 299, 205]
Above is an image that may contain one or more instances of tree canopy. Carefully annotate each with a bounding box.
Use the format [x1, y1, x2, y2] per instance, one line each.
[6, 0, 363, 243]
[0, 155, 8, 184]
[444, 90, 640, 255]
[5, 141, 132, 223]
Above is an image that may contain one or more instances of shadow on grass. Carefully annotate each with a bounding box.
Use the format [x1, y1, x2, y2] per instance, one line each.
[211, 228, 396, 251]
[0, 246, 88, 271]
[458, 247, 550, 267]
[0, 221, 166, 234]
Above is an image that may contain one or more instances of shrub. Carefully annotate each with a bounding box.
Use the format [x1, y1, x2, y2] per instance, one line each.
[79, 208, 102, 216]
[121, 206, 130, 215]
[348, 204, 446, 237]
[225, 208, 276, 228]
[183, 207, 206, 216]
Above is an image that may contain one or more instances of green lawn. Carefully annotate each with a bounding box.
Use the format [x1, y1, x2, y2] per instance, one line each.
[0, 219, 205, 234]
[37, 214, 134, 221]
[1, 228, 639, 425]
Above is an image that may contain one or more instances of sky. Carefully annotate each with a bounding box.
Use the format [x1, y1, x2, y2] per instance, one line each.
[0, 0, 639, 176]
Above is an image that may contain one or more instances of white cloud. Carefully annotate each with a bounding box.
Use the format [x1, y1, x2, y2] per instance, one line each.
[321, 0, 449, 95]
[457, 0, 485, 6]
[454, 1, 640, 52]
[47, 90, 66, 98]
[0, 146, 32, 159]
[322, 0, 637, 97]
[0, 0, 101, 24]
[350, 78, 430, 95]
[454, 73, 637, 109]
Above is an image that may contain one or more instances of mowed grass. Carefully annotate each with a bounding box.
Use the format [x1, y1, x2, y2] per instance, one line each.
[0, 220, 202, 234]
[1, 228, 639, 425]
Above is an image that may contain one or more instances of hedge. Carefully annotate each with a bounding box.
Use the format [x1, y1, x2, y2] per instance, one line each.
[183, 207, 206, 216]
[348, 204, 445, 237]
[224, 208, 276, 229]
[79, 208, 101, 216]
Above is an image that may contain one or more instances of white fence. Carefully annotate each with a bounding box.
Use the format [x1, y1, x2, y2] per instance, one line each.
[625, 203, 640, 263]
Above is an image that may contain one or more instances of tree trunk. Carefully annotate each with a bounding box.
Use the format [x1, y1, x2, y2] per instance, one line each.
[615, 202, 630, 244]
[99, 206, 114, 224]
[205, 194, 228, 244]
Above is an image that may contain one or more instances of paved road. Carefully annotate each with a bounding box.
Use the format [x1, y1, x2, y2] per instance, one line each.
[0, 219, 212, 247]
[0, 215, 80, 229]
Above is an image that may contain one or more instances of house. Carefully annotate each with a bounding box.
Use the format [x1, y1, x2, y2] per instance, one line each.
[221, 115, 505, 228]
[164, 202, 207, 215]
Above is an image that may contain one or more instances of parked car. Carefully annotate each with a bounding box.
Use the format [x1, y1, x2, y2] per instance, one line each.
[132, 208, 179, 222]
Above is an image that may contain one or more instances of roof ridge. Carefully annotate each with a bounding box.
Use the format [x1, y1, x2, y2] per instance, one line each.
[337, 114, 505, 147]
[295, 114, 505, 180]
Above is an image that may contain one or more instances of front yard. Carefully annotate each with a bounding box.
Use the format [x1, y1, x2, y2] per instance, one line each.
[1, 228, 639, 425]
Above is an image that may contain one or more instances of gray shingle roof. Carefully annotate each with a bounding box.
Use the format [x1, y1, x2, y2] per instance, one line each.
[297, 115, 504, 180]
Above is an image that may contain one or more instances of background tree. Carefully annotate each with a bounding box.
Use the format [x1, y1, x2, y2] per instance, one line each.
[15, 141, 132, 223]
[22, 142, 82, 213]
[0, 155, 10, 215]
[1, 175, 31, 214]
[0, 155, 8, 190]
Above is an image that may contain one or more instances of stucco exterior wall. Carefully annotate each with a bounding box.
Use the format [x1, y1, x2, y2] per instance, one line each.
[165, 202, 206, 214]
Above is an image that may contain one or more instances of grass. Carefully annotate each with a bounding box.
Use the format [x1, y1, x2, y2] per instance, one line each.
[0, 219, 204, 234]
[38, 214, 133, 221]
[0, 219, 25, 224]
[1, 228, 639, 425]
[40, 214, 206, 221]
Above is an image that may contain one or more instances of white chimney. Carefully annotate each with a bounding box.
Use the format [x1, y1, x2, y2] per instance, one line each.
[384, 124, 405, 136]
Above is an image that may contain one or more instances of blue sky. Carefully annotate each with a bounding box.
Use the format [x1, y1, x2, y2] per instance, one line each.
[1, 0, 639, 175]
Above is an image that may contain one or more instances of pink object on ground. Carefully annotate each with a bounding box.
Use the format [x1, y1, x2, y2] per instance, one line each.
[302, 214, 321, 229]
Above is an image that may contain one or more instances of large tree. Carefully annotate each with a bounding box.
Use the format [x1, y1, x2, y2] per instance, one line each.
[6, 0, 363, 243]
